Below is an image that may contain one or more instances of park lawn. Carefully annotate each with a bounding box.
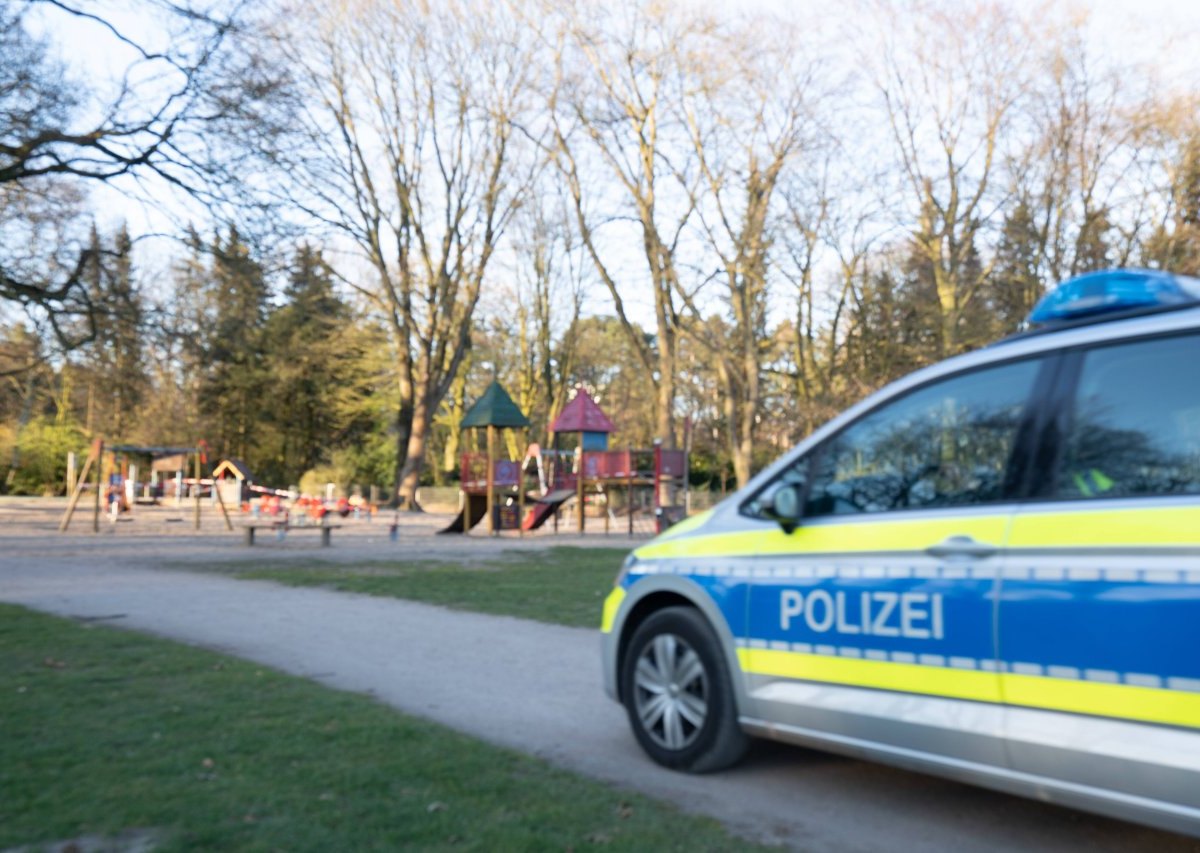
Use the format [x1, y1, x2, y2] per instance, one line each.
[229, 546, 629, 628]
[0, 603, 762, 852]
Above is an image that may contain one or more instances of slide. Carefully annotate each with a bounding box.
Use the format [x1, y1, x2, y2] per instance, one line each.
[521, 488, 576, 531]
[437, 493, 489, 534]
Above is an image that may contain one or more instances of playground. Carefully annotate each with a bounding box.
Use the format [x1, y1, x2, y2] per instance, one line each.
[46, 383, 695, 545]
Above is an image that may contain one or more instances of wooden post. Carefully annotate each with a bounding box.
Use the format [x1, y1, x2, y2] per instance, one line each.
[683, 423, 692, 517]
[552, 433, 560, 533]
[627, 446, 634, 538]
[653, 440, 662, 534]
[213, 474, 233, 531]
[517, 453, 525, 539]
[127, 462, 137, 517]
[486, 425, 497, 536]
[66, 451, 76, 497]
[92, 441, 104, 533]
[193, 450, 202, 530]
[576, 440, 585, 533]
[59, 439, 100, 533]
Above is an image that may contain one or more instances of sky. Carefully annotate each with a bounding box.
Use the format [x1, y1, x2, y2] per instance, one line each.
[28, 0, 1200, 328]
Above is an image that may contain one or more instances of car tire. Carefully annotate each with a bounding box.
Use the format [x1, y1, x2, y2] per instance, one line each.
[620, 606, 749, 773]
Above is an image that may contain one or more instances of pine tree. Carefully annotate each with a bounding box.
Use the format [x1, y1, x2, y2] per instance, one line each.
[77, 224, 147, 438]
[259, 245, 363, 485]
[1073, 208, 1112, 274]
[199, 227, 270, 464]
[106, 226, 145, 436]
[990, 200, 1044, 335]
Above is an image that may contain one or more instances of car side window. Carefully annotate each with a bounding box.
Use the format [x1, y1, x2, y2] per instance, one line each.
[1057, 332, 1200, 500]
[800, 359, 1040, 517]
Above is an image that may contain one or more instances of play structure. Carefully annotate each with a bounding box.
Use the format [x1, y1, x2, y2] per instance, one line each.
[440, 382, 689, 537]
[58, 440, 381, 538]
[525, 389, 689, 535]
[439, 381, 531, 535]
[58, 440, 233, 533]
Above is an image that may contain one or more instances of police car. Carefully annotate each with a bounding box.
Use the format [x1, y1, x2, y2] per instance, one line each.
[600, 269, 1200, 837]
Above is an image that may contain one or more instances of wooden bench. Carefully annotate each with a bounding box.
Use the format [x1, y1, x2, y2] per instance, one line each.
[243, 521, 343, 547]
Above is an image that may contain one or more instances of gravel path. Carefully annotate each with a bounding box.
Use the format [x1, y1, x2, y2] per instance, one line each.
[2, 499, 1195, 852]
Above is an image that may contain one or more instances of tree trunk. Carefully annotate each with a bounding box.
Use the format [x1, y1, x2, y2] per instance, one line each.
[442, 424, 460, 481]
[936, 273, 959, 357]
[397, 396, 430, 510]
[733, 433, 753, 490]
[392, 397, 414, 508]
[716, 358, 753, 488]
[655, 363, 677, 448]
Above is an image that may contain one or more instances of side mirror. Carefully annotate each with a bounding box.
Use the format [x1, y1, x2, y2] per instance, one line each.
[766, 483, 803, 534]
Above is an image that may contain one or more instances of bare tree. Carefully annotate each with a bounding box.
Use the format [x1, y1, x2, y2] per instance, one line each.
[668, 18, 823, 484]
[269, 0, 537, 507]
[0, 0, 267, 349]
[546, 0, 711, 447]
[508, 193, 586, 442]
[1017, 16, 1159, 283]
[865, 0, 1033, 356]
[777, 159, 885, 439]
[1141, 95, 1200, 274]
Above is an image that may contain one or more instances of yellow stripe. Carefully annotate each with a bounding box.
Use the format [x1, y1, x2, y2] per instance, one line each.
[637, 515, 1009, 561]
[1008, 505, 1200, 548]
[634, 503, 1200, 561]
[739, 648, 1200, 729]
[739, 648, 1003, 704]
[1000, 671, 1200, 728]
[601, 586, 626, 633]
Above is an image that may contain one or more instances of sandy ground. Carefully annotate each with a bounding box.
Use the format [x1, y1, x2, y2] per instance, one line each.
[3, 494, 645, 560]
[1, 497, 1196, 852]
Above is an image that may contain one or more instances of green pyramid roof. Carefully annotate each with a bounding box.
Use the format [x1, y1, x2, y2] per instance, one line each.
[461, 381, 530, 429]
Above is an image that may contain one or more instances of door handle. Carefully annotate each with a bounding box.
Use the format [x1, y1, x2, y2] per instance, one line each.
[925, 535, 998, 560]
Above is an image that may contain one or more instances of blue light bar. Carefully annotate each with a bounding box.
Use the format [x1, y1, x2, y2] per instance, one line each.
[1027, 269, 1200, 326]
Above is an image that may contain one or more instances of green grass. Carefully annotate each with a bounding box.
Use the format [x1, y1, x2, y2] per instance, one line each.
[225, 547, 629, 628]
[0, 604, 763, 851]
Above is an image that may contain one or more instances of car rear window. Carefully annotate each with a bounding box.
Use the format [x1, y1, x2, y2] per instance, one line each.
[1056, 331, 1200, 499]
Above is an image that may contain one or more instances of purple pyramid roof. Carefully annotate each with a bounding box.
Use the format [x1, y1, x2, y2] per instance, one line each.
[551, 389, 615, 434]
